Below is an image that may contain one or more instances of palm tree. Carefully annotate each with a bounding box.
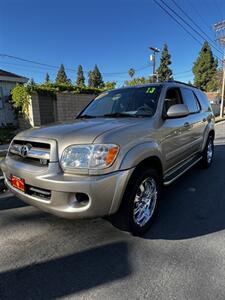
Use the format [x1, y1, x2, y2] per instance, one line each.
[128, 68, 135, 78]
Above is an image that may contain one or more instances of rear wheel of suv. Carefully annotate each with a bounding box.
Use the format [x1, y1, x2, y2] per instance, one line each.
[112, 167, 162, 236]
[200, 135, 214, 168]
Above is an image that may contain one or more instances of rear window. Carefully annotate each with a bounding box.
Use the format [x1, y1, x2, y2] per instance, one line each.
[194, 90, 211, 112]
[181, 88, 200, 114]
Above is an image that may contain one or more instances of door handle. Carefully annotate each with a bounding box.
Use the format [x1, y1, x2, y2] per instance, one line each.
[184, 122, 190, 127]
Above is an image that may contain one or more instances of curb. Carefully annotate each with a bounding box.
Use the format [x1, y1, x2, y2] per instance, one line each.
[215, 118, 225, 124]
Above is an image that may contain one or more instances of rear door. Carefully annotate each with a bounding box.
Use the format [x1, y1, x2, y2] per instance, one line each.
[180, 87, 205, 155]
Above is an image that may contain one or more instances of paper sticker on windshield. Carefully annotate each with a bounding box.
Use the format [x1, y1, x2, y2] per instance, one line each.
[145, 87, 156, 94]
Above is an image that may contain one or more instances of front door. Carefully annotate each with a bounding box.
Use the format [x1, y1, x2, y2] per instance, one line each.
[160, 87, 194, 171]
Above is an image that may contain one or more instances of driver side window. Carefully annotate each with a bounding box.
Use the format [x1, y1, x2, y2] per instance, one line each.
[163, 87, 182, 116]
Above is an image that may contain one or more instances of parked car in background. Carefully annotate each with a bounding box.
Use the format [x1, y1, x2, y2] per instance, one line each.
[1, 81, 215, 235]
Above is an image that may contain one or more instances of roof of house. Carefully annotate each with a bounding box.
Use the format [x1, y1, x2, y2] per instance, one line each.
[0, 69, 28, 83]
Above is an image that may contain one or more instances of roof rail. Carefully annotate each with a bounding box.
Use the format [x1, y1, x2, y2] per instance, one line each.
[165, 80, 198, 89]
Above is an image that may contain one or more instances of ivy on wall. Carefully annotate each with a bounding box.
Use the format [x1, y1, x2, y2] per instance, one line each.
[11, 83, 103, 114]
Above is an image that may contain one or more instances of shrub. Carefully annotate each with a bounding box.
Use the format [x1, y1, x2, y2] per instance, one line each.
[11, 84, 30, 115]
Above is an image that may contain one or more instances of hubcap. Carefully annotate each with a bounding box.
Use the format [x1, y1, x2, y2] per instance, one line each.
[207, 140, 213, 164]
[133, 177, 157, 227]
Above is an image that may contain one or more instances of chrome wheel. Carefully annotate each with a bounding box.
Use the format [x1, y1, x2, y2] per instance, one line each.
[207, 139, 213, 164]
[133, 177, 157, 227]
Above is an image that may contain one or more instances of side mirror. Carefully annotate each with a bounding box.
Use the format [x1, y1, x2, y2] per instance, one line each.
[166, 104, 189, 118]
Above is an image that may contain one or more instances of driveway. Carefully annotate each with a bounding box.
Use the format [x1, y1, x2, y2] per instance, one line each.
[0, 122, 225, 300]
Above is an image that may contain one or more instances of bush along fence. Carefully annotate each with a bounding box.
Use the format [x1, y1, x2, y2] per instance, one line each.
[11, 83, 103, 129]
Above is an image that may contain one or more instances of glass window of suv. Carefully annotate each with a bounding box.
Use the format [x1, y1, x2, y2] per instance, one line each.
[194, 90, 211, 112]
[163, 87, 182, 115]
[79, 86, 162, 118]
[181, 88, 200, 114]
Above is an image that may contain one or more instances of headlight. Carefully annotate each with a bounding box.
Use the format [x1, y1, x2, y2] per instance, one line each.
[61, 144, 119, 170]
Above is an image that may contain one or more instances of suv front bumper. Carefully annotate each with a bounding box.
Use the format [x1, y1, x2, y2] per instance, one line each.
[0, 158, 133, 218]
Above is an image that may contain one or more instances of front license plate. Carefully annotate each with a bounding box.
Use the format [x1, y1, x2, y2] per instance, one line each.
[11, 175, 25, 192]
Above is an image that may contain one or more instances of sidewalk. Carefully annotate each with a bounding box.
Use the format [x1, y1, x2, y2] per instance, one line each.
[215, 116, 225, 123]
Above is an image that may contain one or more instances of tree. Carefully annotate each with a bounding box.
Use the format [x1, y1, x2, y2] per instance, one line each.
[29, 78, 35, 86]
[128, 68, 135, 78]
[88, 65, 104, 88]
[88, 71, 95, 87]
[55, 64, 70, 84]
[124, 77, 148, 86]
[76, 65, 85, 86]
[93, 64, 104, 88]
[103, 81, 116, 90]
[156, 44, 173, 82]
[193, 42, 218, 91]
[45, 73, 50, 83]
[124, 75, 157, 86]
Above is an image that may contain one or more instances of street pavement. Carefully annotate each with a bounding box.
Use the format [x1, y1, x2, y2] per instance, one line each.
[0, 122, 225, 300]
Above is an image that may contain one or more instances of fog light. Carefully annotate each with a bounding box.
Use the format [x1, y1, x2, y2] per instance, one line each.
[76, 193, 89, 203]
[69, 193, 89, 208]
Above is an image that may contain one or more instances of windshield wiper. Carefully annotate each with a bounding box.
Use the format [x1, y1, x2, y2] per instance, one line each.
[103, 112, 135, 118]
[77, 114, 97, 119]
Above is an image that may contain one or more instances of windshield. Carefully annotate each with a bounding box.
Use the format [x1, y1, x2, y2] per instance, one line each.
[79, 86, 162, 118]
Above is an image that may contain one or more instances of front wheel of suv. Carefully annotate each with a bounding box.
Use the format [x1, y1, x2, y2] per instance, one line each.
[200, 135, 214, 168]
[112, 167, 162, 236]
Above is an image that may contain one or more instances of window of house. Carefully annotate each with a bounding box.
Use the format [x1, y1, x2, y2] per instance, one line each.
[0, 88, 3, 109]
[181, 88, 200, 114]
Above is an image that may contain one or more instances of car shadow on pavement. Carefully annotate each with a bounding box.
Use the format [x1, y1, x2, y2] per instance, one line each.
[0, 193, 28, 211]
[145, 144, 225, 240]
[0, 241, 130, 299]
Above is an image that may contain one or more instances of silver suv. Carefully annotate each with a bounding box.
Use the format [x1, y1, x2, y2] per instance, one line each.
[1, 81, 215, 235]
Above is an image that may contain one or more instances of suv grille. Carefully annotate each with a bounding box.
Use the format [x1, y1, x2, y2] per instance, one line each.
[9, 140, 51, 166]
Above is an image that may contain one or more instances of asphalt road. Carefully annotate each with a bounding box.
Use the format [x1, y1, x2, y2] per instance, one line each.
[0, 122, 225, 300]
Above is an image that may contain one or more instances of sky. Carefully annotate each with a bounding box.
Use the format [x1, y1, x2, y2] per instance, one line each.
[1, 0, 225, 86]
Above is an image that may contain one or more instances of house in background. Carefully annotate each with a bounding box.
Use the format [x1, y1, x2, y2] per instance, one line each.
[205, 91, 221, 116]
[0, 69, 28, 126]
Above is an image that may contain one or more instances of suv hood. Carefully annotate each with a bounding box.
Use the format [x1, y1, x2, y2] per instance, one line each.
[17, 118, 141, 145]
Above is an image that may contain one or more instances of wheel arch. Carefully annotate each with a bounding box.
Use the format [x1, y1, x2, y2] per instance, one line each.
[111, 154, 163, 214]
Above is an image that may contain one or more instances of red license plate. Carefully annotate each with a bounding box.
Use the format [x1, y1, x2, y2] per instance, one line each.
[11, 175, 25, 192]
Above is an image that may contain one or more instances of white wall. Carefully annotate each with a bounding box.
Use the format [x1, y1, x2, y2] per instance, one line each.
[0, 81, 17, 126]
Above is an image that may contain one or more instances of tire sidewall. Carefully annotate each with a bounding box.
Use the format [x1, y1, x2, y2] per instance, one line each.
[125, 167, 161, 235]
[202, 135, 214, 168]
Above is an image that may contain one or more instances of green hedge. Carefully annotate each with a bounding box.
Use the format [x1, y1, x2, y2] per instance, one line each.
[11, 83, 103, 114]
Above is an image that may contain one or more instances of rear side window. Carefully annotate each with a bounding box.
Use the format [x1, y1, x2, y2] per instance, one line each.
[194, 90, 211, 112]
[181, 88, 200, 114]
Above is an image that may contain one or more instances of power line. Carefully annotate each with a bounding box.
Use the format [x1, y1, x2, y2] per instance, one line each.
[158, 0, 223, 57]
[152, 0, 203, 44]
[153, 0, 223, 62]
[170, 0, 222, 54]
[0, 53, 150, 76]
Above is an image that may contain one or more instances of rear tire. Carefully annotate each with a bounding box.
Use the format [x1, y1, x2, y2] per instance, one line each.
[111, 167, 162, 236]
[200, 135, 214, 168]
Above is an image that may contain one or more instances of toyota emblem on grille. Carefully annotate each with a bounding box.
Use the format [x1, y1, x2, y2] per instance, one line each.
[20, 145, 30, 158]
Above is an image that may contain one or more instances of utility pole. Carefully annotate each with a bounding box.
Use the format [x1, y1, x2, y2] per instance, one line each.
[149, 47, 160, 82]
[214, 20, 225, 118]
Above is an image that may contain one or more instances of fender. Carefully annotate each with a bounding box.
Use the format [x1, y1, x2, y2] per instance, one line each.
[120, 141, 163, 171]
[201, 120, 215, 152]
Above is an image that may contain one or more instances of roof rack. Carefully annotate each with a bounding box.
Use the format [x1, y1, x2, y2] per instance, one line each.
[165, 80, 197, 89]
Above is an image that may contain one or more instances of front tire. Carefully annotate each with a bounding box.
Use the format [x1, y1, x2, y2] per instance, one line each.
[115, 167, 162, 236]
[200, 135, 214, 168]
